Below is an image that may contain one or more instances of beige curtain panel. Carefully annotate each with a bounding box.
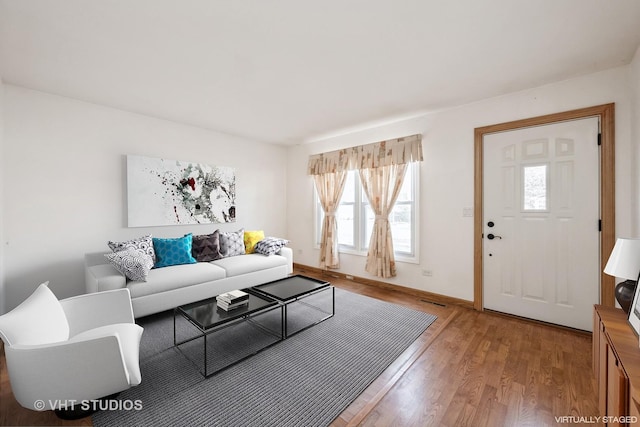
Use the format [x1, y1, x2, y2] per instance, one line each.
[359, 163, 407, 278]
[313, 171, 347, 269]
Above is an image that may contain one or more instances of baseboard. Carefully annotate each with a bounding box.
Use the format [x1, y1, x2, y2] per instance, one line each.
[293, 263, 474, 310]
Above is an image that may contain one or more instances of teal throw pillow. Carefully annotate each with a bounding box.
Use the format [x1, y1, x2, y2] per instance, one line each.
[153, 234, 197, 268]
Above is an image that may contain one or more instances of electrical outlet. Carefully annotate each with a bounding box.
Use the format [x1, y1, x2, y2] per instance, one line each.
[422, 269, 433, 277]
[463, 207, 474, 217]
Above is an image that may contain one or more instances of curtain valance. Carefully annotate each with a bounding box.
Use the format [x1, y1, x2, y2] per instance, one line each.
[307, 134, 423, 175]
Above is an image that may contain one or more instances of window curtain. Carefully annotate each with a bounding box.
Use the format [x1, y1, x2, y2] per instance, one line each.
[313, 171, 347, 269]
[308, 134, 422, 175]
[359, 163, 407, 278]
[308, 134, 422, 275]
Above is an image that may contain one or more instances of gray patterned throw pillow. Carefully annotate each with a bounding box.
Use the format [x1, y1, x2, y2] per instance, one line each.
[105, 248, 154, 281]
[219, 228, 245, 257]
[108, 234, 156, 262]
[254, 237, 289, 256]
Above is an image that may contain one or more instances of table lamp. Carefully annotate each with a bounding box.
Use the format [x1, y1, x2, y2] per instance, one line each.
[604, 237, 640, 314]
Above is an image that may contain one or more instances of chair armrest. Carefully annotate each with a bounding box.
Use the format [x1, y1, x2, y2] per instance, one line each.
[61, 289, 135, 336]
[5, 335, 130, 410]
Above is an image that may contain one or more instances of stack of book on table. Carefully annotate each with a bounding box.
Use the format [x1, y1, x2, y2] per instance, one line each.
[216, 290, 249, 311]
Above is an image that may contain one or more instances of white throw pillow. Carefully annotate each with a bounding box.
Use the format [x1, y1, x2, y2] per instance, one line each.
[0, 282, 70, 346]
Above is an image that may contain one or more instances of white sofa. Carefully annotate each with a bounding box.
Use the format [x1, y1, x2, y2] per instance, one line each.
[85, 248, 293, 318]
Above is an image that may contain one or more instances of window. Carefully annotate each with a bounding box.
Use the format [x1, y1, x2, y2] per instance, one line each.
[316, 162, 418, 261]
[522, 164, 548, 211]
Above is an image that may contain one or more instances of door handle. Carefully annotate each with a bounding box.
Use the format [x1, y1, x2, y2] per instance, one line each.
[487, 234, 502, 240]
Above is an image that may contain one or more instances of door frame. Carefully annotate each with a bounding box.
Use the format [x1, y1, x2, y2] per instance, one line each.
[474, 103, 615, 311]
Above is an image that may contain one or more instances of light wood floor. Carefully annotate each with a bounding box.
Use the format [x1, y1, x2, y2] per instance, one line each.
[1, 269, 599, 427]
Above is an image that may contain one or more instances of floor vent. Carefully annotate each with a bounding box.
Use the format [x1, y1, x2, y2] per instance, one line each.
[420, 299, 446, 307]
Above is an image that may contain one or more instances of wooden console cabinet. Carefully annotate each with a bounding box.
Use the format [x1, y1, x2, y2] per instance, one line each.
[594, 305, 640, 426]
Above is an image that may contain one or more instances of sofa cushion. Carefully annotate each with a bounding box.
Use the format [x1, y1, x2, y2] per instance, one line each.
[105, 248, 154, 281]
[127, 262, 227, 298]
[108, 235, 156, 263]
[192, 230, 223, 262]
[219, 228, 246, 257]
[0, 282, 70, 346]
[153, 234, 197, 268]
[211, 253, 288, 277]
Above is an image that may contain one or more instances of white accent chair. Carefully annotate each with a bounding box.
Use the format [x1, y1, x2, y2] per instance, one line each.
[0, 282, 143, 413]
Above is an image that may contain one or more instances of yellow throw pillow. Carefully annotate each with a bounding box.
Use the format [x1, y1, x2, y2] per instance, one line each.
[244, 230, 265, 254]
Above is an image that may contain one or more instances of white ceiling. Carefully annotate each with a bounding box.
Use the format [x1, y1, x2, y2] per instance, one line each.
[1, 0, 640, 145]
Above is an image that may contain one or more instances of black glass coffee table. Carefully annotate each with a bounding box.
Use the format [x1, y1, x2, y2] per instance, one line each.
[174, 288, 283, 377]
[252, 275, 334, 338]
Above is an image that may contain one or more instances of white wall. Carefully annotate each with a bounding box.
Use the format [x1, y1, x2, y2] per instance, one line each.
[2, 86, 288, 312]
[287, 65, 634, 302]
[631, 46, 640, 235]
[0, 76, 5, 314]
[3, 59, 637, 313]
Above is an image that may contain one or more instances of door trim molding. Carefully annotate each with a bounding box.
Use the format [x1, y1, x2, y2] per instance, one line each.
[474, 103, 615, 310]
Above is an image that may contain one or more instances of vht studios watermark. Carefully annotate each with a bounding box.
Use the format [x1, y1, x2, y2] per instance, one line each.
[555, 415, 638, 424]
[34, 399, 143, 411]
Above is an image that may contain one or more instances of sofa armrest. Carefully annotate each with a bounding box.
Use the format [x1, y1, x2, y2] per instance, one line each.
[60, 289, 135, 336]
[278, 247, 294, 274]
[85, 252, 126, 293]
[5, 335, 130, 410]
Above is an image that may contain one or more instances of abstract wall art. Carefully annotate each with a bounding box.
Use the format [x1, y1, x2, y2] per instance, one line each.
[127, 155, 236, 227]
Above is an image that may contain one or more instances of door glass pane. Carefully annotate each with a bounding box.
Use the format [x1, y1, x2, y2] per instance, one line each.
[523, 164, 547, 210]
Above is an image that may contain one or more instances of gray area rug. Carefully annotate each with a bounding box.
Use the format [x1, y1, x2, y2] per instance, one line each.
[93, 288, 437, 427]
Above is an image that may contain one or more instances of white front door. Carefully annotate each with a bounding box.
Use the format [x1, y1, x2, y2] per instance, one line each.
[483, 117, 600, 331]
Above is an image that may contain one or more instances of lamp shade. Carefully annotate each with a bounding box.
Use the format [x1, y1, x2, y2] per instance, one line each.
[604, 238, 640, 280]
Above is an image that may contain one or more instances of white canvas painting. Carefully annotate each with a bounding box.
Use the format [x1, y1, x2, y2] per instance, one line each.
[127, 155, 236, 227]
